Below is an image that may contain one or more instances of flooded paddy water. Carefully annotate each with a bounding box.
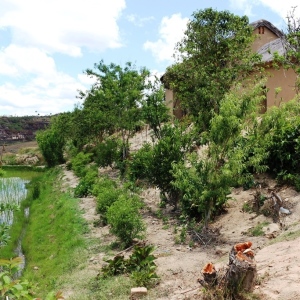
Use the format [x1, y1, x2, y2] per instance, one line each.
[0, 177, 29, 227]
[0, 169, 42, 265]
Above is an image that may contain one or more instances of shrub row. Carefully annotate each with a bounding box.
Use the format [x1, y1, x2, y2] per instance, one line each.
[75, 174, 145, 248]
[93, 177, 145, 247]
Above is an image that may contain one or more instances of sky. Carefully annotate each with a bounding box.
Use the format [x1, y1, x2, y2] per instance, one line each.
[0, 0, 299, 116]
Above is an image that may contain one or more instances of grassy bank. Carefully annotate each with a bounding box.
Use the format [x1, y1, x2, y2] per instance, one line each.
[21, 167, 89, 297]
[1, 165, 159, 299]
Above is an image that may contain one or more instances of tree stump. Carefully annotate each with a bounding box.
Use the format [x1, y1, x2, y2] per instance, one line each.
[199, 241, 257, 297]
[226, 241, 257, 293]
[202, 262, 217, 286]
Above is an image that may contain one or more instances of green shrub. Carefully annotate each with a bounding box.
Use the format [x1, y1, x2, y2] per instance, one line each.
[147, 123, 193, 208]
[246, 100, 300, 181]
[74, 167, 98, 197]
[71, 152, 93, 178]
[93, 138, 121, 168]
[96, 187, 123, 224]
[128, 143, 153, 182]
[129, 244, 159, 288]
[92, 176, 117, 197]
[172, 82, 265, 224]
[92, 176, 121, 224]
[36, 128, 65, 167]
[292, 174, 300, 192]
[64, 140, 78, 162]
[0, 257, 36, 299]
[106, 196, 145, 247]
[131, 268, 159, 288]
[266, 113, 300, 175]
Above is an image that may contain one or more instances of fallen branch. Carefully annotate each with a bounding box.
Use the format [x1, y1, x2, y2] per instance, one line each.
[115, 245, 135, 256]
[192, 230, 206, 245]
[179, 286, 199, 295]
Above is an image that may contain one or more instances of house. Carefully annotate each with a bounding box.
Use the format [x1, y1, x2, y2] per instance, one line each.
[251, 19, 298, 112]
[163, 19, 298, 118]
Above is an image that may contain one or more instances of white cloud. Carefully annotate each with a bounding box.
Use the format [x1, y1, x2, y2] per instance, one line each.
[230, 0, 300, 20]
[0, 0, 126, 56]
[0, 45, 92, 116]
[257, 0, 300, 19]
[0, 44, 56, 77]
[143, 13, 189, 62]
[77, 73, 97, 86]
[126, 14, 154, 27]
[145, 69, 164, 86]
[0, 0, 126, 116]
[230, 0, 256, 15]
[0, 73, 87, 116]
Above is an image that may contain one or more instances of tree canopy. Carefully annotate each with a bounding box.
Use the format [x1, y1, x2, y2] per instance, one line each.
[164, 8, 262, 130]
[79, 61, 150, 145]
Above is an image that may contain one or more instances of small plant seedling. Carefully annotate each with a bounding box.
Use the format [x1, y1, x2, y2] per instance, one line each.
[248, 221, 269, 236]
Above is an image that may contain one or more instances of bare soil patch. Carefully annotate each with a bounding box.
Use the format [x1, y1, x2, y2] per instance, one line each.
[57, 129, 300, 299]
[59, 166, 300, 300]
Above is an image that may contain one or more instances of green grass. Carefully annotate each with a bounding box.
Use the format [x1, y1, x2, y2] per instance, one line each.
[269, 229, 300, 245]
[2, 165, 45, 176]
[82, 275, 162, 300]
[21, 168, 89, 297]
[1, 166, 164, 298]
[248, 221, 269, 236]
[84, 276, 134, 300]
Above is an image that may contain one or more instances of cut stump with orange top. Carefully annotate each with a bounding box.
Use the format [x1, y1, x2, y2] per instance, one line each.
[202, 262, 217, 286]
[200, 241, 257, 295]
[226, 241, 257, 293]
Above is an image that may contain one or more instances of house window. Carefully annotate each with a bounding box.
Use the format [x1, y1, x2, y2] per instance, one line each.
[258, 26, 265, 34]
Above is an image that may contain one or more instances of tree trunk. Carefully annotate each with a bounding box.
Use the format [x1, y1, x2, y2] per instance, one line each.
[225, 241, 257, 293]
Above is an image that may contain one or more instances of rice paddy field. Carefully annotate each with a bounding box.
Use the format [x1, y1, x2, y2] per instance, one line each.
[0, 168, 42, 256]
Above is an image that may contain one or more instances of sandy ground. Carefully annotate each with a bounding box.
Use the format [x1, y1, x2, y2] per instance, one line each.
[58, 129, 300, 299]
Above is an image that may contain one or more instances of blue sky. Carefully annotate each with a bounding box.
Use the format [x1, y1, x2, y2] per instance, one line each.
[0, 0, 299, 116]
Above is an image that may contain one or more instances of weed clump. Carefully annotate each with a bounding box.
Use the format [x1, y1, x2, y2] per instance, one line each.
[101, 244, 159, 288]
